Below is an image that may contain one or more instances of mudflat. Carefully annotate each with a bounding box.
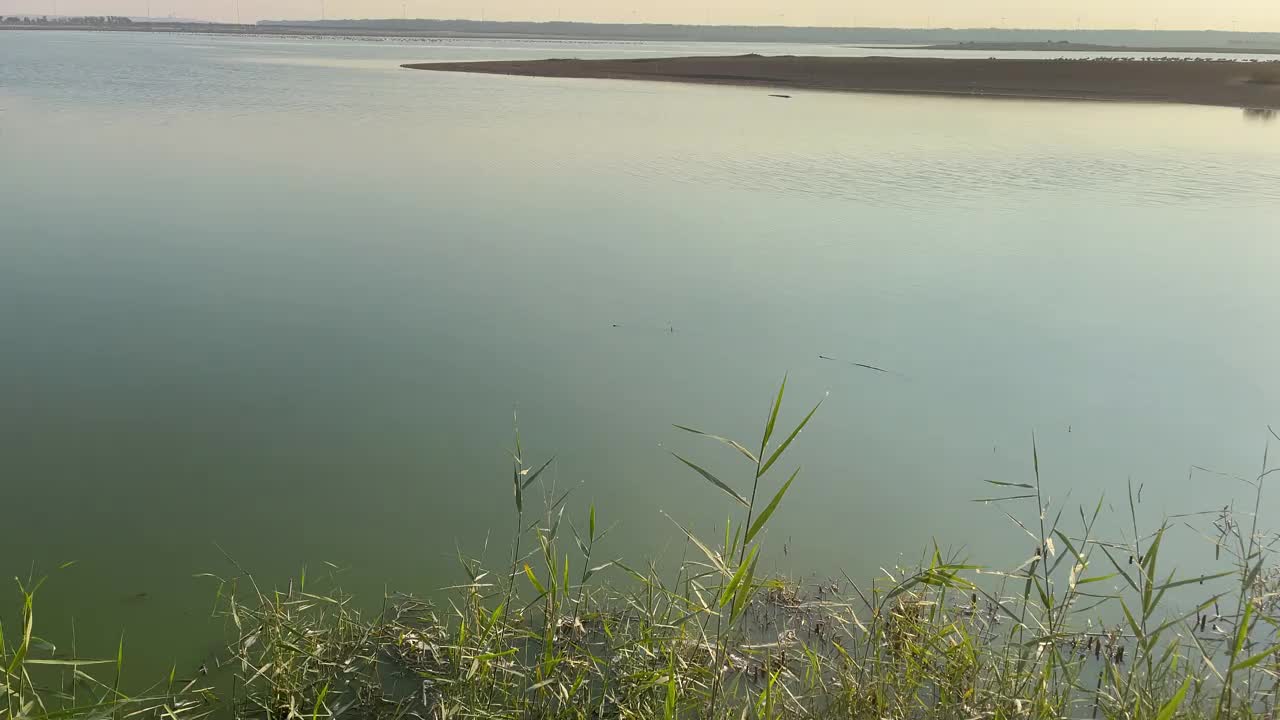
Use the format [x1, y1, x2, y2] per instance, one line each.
[403, 54, 1280, 108]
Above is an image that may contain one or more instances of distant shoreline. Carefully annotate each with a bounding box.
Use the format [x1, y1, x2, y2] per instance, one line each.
[6, 22, 1280, 54]
[858, 41, 1280, 55]
[0, 23, 640, 42]
[404, 55, 1280, 109]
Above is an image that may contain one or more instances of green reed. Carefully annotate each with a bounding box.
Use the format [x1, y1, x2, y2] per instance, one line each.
[4, 380, 1277, 719]
[0, 576, 215, 720]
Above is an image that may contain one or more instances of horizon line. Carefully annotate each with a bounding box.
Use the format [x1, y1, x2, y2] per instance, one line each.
[10, 13, 1278, 35]
[252, 17, 1280, 34]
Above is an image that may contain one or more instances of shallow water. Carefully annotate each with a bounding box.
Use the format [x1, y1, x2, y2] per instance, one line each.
[2, 30, 1278, 679]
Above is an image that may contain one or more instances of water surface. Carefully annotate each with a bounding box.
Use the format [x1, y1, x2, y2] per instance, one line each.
[2, 30, 1278, 678]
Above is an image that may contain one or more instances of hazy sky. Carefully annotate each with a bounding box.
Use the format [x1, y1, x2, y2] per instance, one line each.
[6, 0, 1280, 31]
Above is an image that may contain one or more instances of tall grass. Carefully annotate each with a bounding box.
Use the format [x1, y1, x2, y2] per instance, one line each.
[5, 380, 1278, 719]
[0, 573, 215, 720]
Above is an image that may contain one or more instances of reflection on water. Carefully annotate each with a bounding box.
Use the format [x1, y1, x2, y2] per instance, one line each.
[1244, 107, 1278, 122]
[634, 145, 1280, 209]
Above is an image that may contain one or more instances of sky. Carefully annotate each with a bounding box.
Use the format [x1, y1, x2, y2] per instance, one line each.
[4, 0, 1280, 31]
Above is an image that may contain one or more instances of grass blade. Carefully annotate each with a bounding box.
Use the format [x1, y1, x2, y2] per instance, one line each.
[673, 425, 758, 464]
[984, 480, 1035, 489]
[1230, 644, 1279, 672]
[1153, 570, 1236, 591]
[1156, 676, 1190, 720]
[672, 453, 748, 507]
[312, 681, 329, 720]
[760, 374, 787, 458]
[732, 550, 760, 621]
[719, 546, 760, 607]
[758, 396, 824, 478]
[524, 564, 546, 595]
[745, 467, 800, 544]
[521, 456, 557, 491]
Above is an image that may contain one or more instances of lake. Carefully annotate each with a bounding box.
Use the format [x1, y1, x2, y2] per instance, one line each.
[2, 30, 1278, 680]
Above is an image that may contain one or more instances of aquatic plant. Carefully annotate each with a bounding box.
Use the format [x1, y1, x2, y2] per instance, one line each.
[0, 573, 215, 720]
[5, 381, 1277, 719]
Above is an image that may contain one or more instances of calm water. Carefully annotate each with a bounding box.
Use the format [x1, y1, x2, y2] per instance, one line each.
[2, 30, 1279, 678]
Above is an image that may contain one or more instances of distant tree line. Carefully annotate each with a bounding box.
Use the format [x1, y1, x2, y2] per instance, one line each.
[2, 16, 133, 25]
[260, 18, 1280, 50]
